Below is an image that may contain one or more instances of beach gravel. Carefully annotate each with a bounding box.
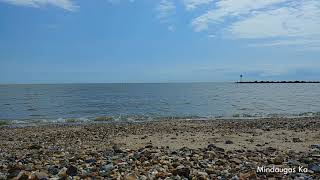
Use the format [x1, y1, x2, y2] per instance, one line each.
[0, 117, 320, 179]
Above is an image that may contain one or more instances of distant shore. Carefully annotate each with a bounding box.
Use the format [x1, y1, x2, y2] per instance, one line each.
[237, 80, 320, 83]
[1, 117, 320, 179]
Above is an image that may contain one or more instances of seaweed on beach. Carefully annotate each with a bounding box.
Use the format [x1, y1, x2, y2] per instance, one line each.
[0, 120, 9, 126]
[94, 116, 114, 121]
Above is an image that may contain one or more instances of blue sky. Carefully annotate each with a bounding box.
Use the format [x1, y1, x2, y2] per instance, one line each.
[0, 0, 320, 83]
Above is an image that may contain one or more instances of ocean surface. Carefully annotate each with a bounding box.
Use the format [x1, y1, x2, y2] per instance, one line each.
[1, 83, 320, 124]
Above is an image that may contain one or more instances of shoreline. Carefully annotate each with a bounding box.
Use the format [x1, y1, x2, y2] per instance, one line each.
[1, 112, 320, 128]
[1, 117, 320, 179]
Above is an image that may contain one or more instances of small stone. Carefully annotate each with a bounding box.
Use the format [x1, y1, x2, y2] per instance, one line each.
[140, 175, 147, 180]
[197, 171, 208, 177]
[231, 175, 239, 180]
[207, 144, 216, 149]
[205, 168, 216, 174]
[156, 172, 169, 178]
[0, 172, 7, 180]
[215, 159, 226, 165]
[84, 158, 96, 164]
[230, 158, 242, 165]
[124, 174, 137, 180]
[273, 155, 284, 165]
[58, 167, 67, 178]
[172, 163, 180, 168]
[33, 172, 49, 180]
[27, 144, 42, 150]
[48, 166, 59, 175]
[293, 138, 303, 143]
[287, 159, 300, 166]
[207, 144, 224, 152]
[145, 145, 153, 148]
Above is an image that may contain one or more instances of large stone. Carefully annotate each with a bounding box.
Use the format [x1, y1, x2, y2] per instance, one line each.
[27, 144, 42, 150]
[292, 138, 303, 143]
[230, 158, 242, 165]
[207, 144, 225, 152]
[172, 167, 190, 178]
[58, 167, 67, 178]
[48, 166, 59, 175]
[124, 174, 137, 180]
[15, 171, 29, 180]
[7, 165, 22, 179]
[32, 172, 49, 180]
[308, 164, 320, 173]
[112, 145, 123, 153]
[273, 155, 284, 165]
[102, 163, 113, 172]
[239, 171, 257, 179]
[311, 144, 320, 149]
[197, 171, 208, 179]
[66, 165, 78, 176]
[205, 168, 216, 174]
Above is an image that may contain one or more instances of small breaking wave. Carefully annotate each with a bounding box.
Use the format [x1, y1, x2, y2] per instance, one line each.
[1, 111, 320, 127]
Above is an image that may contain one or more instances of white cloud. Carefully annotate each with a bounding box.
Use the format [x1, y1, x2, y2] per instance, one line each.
[107, 0, 135, 4]
[156, 0, 176, 22]
[191, 0, 287, 32]
[181, 0, 213, 10]
[250, 39, 320, 47]
[229, 2, 320, 39]
[156, 0, 176, 31]
[190, 0, 320, 48]
[1, 0, 78, 11]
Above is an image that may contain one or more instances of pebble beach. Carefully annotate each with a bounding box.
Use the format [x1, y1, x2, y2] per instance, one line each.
[1, 117, 320, 179]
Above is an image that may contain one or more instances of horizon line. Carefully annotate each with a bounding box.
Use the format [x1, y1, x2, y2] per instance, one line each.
[0, 81, 236, 85]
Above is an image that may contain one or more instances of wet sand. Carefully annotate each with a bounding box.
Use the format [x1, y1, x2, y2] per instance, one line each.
[1, 117, 320, 179]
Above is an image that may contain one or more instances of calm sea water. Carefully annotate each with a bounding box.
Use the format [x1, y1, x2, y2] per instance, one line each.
[1, 83, 320, 124]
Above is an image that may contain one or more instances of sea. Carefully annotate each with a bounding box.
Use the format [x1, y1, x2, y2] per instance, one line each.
[1, 83, 320, 125]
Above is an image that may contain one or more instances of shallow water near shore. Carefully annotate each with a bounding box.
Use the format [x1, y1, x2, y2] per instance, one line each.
[1, 83, 320, 125]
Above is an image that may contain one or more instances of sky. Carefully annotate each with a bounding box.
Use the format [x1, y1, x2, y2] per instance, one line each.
[0, 0, 320, 83]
